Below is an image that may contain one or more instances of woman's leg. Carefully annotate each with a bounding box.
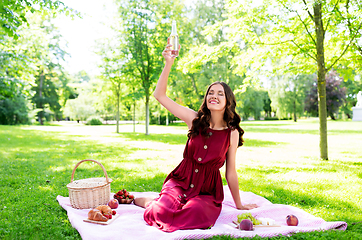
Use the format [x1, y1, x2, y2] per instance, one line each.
[170, 195, 221, 231]
[134, 197, 155, 208]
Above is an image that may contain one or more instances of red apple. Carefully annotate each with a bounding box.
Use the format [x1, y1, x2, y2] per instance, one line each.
[239, 219, 254, 231]
[108, 199, 119, 209]
[286, 215, 299, 226]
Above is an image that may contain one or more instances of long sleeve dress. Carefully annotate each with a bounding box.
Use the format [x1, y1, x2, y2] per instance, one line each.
[143, 127, 231, 232]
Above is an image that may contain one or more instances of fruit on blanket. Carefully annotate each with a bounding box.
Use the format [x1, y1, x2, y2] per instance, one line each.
[286, 215, 299, 226]
[108, 199, 119, 209]
[237, 212, 261, 225]
[114, 188, 134, 203]
[239, 219, 254, 231]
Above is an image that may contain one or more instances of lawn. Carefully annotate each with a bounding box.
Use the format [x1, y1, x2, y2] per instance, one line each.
[0, 119, 361, 239]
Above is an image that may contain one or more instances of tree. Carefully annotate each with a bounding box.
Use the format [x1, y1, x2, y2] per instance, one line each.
[115, 0, 185, 135]
[235, 87, 267, 120]
[268, 74, 313, 121]
[177, 0, 246, 110]
[207, 0, 362, 159]
[0, 40, 30, 124]
[305, 70, 346, 120]
[0, 0, 71, 38]
[1, 13, 73, 125]
[25, 18, 69, 124]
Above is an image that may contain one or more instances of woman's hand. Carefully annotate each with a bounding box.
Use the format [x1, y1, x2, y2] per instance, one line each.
[162, 38, 181, 64]
[237, 203, 259, 210]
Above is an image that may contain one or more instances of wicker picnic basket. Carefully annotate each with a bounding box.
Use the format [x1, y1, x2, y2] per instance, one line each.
[67, 159, 112, 209]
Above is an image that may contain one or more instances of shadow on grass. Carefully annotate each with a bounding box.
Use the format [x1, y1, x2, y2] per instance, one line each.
[243, 138, 287, 147]
[244, 127, 362, 135]
[116, 132, 286, 147]
[118, 132, 188, 145]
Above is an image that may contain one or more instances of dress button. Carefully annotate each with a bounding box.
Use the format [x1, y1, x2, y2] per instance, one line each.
[190, 184, 194, 188]
[195, 169, 199, 173]
[209, 132, 213, 136]
[198, 157, 202, 161]
[204, 145, 207, 149]
[183, 194, 187, 197]
[178, 195, 182, 199]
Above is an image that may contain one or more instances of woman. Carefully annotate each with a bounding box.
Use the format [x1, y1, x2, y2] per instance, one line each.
[134, 42, 258, 232]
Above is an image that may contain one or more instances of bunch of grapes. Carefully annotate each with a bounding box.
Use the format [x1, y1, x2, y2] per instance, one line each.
[237, 213, 261, 225]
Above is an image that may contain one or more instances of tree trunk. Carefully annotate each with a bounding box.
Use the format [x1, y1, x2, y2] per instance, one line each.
[145, 94, 149, 135]
[38, 70, 44, 125]
[116, 83, 120, 133]
[133, 100, 136, 133]
[293, 99, 297, 122]
[314, 2, 328, 160]
[190, 74, 201, 100]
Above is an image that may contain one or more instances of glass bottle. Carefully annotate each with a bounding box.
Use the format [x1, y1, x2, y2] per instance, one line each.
[169, 20, 179, 57]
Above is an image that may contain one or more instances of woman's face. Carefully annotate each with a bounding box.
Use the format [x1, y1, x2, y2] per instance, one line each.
[206, 83, 226, 112]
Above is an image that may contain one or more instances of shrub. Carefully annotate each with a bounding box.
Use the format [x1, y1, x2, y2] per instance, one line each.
[86, 116, 103, 125]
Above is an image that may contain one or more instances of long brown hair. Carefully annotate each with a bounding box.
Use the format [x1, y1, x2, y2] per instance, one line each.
[187, 81, 244, 147]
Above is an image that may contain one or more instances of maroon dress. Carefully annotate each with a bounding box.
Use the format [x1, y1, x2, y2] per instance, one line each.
[144, 127, 231, 232]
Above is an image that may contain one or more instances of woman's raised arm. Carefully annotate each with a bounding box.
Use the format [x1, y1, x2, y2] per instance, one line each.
[153, 42, 197, 129]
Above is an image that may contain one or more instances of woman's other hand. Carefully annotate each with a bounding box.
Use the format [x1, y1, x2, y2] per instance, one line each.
[237, 203, 259, 210]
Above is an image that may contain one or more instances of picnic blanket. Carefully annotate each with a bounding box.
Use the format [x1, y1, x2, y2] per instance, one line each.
[57, 186, 347, 240]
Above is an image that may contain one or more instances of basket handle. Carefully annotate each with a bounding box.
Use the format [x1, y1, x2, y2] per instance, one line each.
[70, 159, 111, 183]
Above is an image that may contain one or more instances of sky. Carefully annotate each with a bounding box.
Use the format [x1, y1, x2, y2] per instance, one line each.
[52, 0, 117, 76]
[53, 0, 194, 77]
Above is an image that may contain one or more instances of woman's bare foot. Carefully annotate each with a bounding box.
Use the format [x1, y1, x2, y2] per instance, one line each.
[134, 197, 155, 208]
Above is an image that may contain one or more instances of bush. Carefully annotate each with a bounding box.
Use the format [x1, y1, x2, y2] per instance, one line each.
[0, 96, 29, 125]
[86, 116, 103, 125]
[264, 117, 292, 121]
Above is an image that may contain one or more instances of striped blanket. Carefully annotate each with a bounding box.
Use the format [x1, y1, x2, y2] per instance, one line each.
[57, 186, 347, 240]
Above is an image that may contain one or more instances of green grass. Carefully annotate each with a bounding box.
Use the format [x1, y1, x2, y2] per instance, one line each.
[0, 119, 361, 239]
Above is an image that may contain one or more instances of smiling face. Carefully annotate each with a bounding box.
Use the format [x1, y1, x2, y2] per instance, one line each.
[206, 83, 226, 112]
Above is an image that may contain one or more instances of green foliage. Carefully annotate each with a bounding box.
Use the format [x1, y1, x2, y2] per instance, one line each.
[176, 0, 246, 110]
[0, 0, 73, 38]
[0, 12, 75, 125]
[63, 92, 96, 121]
[268, 74, 314, 121]
[235, 87, 269, 120]
[86, 116, 103, 125]
[204, 0, 362, 159]
[0, 94, 29, 124]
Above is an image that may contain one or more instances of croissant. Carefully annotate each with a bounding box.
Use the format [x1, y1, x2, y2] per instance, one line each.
[88, 209, 108, 222]
[95, 205, 112, 216]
